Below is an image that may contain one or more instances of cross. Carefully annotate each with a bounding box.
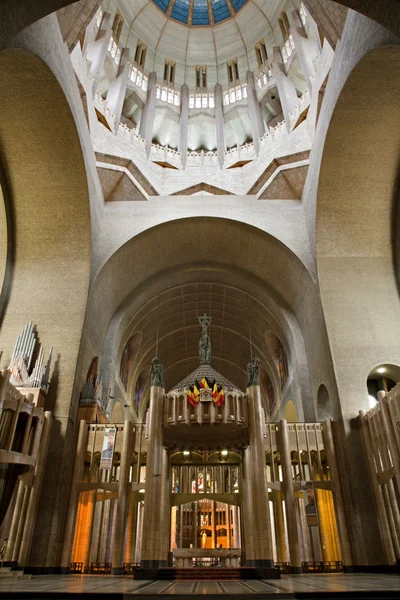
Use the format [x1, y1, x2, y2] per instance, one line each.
[198, 313, 212, 335]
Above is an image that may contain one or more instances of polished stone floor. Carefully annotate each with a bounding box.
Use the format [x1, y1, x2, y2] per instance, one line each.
[0, 574, 399, 597]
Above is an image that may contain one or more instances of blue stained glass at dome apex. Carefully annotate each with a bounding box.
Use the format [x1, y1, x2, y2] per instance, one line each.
[212, 0, 230, 23]
[171, 0, 190, 24]
[153, 0, 172, 12]
[231, 0, 247, 11]
[152, 0, 249, 25]
[192, 0, 210, 25]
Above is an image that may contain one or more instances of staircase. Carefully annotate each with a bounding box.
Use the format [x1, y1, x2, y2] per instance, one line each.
[156, 567, 259, 580]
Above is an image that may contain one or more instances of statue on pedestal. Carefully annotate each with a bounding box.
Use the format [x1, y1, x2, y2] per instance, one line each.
[247, 357, 260, 387]
[198, 314, 212, 365]
[150, 357, 164, 388]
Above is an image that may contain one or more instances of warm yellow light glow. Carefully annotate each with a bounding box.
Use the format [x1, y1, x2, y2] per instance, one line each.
[183, 450, 190, 455]
[221, 450, 228, 456]
[377, 367, 386, 374]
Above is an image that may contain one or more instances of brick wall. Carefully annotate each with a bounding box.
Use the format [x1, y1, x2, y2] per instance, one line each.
[57, 0, 101, 51]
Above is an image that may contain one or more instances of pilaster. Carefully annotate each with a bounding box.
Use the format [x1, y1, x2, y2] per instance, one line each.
[86, 12, 113, 98]
[272, 47, 298, 132]
[290, 10, 319, 95]
[246, 71, 265, 155]
[179, 83, 189, 168]
[106, 48, 130, 131]
[139, 71, 157, 157]
[214, 83, 226, 168]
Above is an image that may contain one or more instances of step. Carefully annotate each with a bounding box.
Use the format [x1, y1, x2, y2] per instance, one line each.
[156, 567, 259, 580]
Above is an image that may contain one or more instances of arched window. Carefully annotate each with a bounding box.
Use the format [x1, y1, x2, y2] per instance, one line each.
[265, 332, 289, 390]
[119, 332, 142, 390]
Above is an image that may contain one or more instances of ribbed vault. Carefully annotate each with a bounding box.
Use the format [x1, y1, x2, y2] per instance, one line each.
[121, 282, 286, 404]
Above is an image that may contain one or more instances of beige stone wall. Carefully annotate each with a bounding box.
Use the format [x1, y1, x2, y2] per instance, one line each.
[57, 0, 102, 52]
[0, 12, 94, 566]
[303, 0, 348, 48]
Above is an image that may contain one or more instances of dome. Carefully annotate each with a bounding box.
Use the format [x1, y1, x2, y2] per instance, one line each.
[152, 0, 249, 26]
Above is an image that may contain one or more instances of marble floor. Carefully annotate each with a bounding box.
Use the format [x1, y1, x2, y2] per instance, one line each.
[0, 574, 399, 598]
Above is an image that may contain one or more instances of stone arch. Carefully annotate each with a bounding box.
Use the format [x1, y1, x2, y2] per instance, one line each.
[0, 47, 91, 567]
[133, 366, 150, 416]
[265, 331, 289, 391]
[315, 44, 400, 562]
[119, 331, 143, 390]
[0, 48, 91, 410]
[367, 363, 400, 406]
[111, 399, 125, 422]
[317, 384, 331, 421]
[284, 399, 298, 422]
[316, 45, 400, 417]
[82, 218, 336, 424]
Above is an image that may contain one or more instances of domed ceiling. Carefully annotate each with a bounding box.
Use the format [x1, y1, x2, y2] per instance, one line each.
[152, 0, 248, 26]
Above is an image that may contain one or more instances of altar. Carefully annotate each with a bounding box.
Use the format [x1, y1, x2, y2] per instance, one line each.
[172, 548, 241, 568]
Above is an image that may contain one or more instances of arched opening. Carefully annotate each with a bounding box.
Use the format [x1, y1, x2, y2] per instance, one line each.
[284, 399, 298, 422]
[260, 370, 276, 417]
[367, 363, 400, 407]
[132, 367, 150, 414]
[316, 45, 400, 562]
[111, 400, 125, 422]
[265, 332, 289, 391]
[119, 331, 142, 390]
[0, 47, 91, 566]
[317, 384, 331, 421]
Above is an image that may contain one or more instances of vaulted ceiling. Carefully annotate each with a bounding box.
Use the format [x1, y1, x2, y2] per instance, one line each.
[122, 281, 287, 396]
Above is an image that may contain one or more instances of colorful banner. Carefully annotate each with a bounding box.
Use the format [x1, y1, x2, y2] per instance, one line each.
[212, 382, 225, 407]
[187, 378, 225, 406]
[100, 427, 116, 470]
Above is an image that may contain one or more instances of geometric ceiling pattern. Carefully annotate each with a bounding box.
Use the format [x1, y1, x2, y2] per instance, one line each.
[153, 0, 248, 26]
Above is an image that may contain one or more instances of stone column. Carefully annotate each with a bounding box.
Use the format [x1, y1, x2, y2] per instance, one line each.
[12, 486, 30, 563]
[179, 83, 189, 169]
[60, 419, 88, 569]
[212, 501, 216, 548]
[140, 382, 166, 574]
[322, 419, 353, 566]
[106, 48, 130, 131]
[232, 505, 240, 548]
[242, 447, 255, 563]
[139, 71, 157, 157]
[290, 10, 319, 95]
[158, 447, 171, 562]
[86, 12, 113, 97]
[18, 411, 53, 568]
[214, 83, 226, 168]
[273, 497, 287, 563]
[246, 71, 265, 155]
[112, 421, 133, 574]
[4, 480, 25, 561]
[247, 384, 275, 574]
[192, 502, 198, 547]
[135, 500, 144, 563]
[271, 47, 298, 132]
[279, 419, 302, 573]
[125, 493, 139, 564]
[82, 491, 96, 571]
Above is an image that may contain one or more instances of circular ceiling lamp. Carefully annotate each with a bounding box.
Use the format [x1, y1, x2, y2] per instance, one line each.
[152, 0, 249, 26]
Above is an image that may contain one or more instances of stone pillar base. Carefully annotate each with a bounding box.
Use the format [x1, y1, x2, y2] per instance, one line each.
[111, 567, 124, 575]
[135, 559, 168, 579]
[245, 559, 280, 579]
[24, 566, 70, 575]
[290, 566, 303, 574]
